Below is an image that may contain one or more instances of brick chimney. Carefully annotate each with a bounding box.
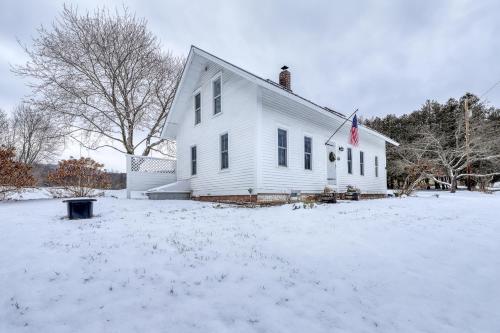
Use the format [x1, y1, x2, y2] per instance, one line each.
[279, 66, 291, 90]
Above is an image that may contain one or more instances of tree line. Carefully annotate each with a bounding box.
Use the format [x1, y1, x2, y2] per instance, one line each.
[364, 93, 500, 193]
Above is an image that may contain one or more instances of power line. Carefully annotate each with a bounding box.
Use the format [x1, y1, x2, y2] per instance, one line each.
[479, 80, 500, 100]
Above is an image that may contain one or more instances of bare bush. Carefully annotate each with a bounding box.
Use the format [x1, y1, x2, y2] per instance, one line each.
[48, 157, 111, 197]
[0, 147, 37, 199]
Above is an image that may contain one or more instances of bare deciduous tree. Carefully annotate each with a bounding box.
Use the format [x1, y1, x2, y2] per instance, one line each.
[421, 114, 500, 192]
[0, 109, 10, 146]
[9, 104, 65, 165]
[393, 138, 439, 196]
[14, 5, 183, 157]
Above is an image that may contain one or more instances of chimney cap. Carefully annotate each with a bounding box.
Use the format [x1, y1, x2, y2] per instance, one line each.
[281, 65, 289, 71]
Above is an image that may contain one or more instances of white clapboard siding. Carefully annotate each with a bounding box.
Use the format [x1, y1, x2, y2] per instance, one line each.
[175, 59, 259, 196]
[259, 88, 388, 194]
[161, 47, 391, 197]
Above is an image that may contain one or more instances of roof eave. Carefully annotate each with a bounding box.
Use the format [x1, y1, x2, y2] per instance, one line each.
[160, 46, 196, 139]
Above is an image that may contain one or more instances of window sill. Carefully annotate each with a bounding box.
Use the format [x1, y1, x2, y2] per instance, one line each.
[212, 111, 223, 118]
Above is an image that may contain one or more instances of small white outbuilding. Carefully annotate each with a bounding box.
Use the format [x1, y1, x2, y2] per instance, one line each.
[127, 46, 398, 202]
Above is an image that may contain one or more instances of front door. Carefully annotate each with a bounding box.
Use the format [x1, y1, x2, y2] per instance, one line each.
[326, 144, 337, 186]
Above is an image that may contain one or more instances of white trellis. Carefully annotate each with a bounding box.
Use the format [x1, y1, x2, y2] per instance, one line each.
[126, 154, 177, 198]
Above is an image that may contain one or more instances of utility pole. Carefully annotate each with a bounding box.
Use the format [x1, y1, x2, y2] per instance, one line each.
[464, 98, 471, 191]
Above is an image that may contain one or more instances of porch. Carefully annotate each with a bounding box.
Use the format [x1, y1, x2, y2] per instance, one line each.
[125, 154, 189, 199]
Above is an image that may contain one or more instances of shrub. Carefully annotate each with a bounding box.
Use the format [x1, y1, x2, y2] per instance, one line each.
[0, 146, 36, 199]
[48, 157, 111, 197]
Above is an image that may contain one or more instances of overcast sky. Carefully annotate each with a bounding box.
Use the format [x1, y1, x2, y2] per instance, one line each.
[1, 0, 500, 171]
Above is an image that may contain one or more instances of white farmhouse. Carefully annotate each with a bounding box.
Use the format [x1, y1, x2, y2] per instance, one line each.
[126, 46, 398, 202]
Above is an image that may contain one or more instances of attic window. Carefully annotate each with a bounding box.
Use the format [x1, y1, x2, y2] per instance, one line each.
[213, 77, 221, 115]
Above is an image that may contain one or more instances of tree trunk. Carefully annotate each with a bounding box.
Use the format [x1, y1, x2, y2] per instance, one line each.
[450, 175, 458, 193]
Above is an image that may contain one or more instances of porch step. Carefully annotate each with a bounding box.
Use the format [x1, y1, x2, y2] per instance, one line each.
[145, 180, 191, 200]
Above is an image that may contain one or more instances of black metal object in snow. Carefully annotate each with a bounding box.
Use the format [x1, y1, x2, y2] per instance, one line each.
[63, 198, 97, 219]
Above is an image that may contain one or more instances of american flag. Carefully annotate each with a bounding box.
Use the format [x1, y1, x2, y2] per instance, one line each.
[349, 114, 359, 146]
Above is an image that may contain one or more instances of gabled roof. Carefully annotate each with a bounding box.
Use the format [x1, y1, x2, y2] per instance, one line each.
[161, 46, 399, 146]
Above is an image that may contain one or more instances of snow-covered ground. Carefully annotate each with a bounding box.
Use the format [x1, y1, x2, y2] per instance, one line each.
[1, 191, 499, 332]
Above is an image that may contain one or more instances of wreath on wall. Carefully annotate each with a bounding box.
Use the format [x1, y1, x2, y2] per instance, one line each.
[329, 152, 336, 162]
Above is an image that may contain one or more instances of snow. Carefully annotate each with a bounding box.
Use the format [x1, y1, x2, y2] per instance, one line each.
[4, 187, 53, 201]
[1, 191, 499, 332]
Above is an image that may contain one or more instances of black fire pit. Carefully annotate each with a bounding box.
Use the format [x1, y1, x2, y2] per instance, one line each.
[63, 198, 97, 220]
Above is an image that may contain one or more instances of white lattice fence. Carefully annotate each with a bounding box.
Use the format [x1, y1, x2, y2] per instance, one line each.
[130, 155, 176, 173]
[126, 154, 177, 198]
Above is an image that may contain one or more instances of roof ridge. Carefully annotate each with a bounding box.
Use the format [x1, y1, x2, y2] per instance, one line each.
[187, 45, 398, 146]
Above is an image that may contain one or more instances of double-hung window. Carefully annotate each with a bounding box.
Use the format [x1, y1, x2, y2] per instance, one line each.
[191, 146, 197, 176]
[360, 151, 364, 176]
[213, 77, 221, 115]
[304, 136, 312, 170]
[347, 148, 353, 174]
[375, 156, 379, 177]
[194, 92, 201, 125]
[220, 133, 229, 169]
[278, 129, 287, 167]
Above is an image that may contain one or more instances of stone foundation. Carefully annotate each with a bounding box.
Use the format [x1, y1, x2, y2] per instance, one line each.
[192, 192, 387, 204]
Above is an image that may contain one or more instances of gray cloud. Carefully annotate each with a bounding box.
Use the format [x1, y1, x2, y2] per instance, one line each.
[1, 0, 499, 170]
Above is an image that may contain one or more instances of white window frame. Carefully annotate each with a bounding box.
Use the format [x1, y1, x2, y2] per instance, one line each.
[211, 73, 222, 116]
[190, 145, 197, 176]
[193, 89, 201, 126]
[277, 127, 288, 167]
[304, 135, 312, 170]
[360, 151, 365, 176]
[220, 132, 229, 171]
[347, 148, 353, 174]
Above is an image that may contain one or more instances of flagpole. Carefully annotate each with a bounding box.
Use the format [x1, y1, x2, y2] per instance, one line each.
[325, 108, 358, 146]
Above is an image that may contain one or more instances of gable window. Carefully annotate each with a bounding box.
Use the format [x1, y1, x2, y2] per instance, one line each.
[194, 92, 201, 125]
[278, 129, 287, 167]
[220, 133, 229, 169]
[375, 156, 379, 177]
[304, 136, 312, 170]
[360, 151, 364, 176]
[213, 77, 221, 115]
[191, 146, 197, 176]
[347, 148, 352, 174]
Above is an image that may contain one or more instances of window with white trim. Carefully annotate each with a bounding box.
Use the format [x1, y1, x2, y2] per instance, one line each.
[360, 151, 364, 176]
[213, 77, 221, 115]
[347, 148, 352, 174]
[375, 156, 379, 177]
[194, 92, 201, 125]
[191, 146, 197, 176]
[220, 133, 229, 169]
[304, 136, 312, 170]
[278, 129, 287, 167]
